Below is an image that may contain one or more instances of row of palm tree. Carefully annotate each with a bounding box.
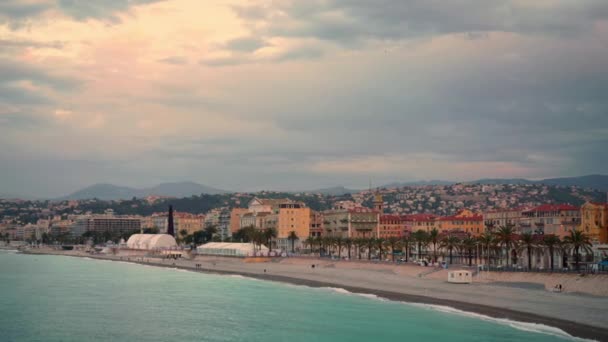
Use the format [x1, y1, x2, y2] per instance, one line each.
[301, 226, 594, 271]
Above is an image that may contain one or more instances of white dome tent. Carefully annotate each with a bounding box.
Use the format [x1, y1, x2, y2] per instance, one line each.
[126, 234, 177, 250]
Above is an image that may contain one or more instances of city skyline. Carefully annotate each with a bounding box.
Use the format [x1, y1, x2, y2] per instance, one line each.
[1, 1, 607, 198]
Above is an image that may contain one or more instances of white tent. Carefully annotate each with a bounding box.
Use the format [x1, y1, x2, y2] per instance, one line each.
[448, 270, 473, 284]
[126, 234, 177, 250]
[197, 242, 268, 257]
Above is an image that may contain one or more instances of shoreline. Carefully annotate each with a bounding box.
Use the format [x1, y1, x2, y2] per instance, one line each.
[17, 250, 608, 341]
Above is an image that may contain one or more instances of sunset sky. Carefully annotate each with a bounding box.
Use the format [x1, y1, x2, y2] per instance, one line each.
[1, 0, 607, 197]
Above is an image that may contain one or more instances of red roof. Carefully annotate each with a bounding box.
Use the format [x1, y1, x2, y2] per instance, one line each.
[380, 215, 403, 223]
[402, 214, 436, 222]
[526, 204, 579, 212]
[438, 214, 483, 222]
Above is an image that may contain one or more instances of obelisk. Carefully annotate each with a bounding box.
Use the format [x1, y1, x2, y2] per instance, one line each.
[167, 205, 175, 237]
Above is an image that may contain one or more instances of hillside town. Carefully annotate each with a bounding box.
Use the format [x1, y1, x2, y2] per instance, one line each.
[1, 183, 607, 253]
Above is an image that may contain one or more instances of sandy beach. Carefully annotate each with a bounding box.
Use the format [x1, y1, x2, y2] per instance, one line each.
[20, 247, 608, 341]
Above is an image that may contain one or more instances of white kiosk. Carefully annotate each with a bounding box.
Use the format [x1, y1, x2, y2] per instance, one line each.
[448, 270, 472, 284]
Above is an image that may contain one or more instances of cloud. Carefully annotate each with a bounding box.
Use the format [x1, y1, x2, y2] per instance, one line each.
[56, 0, 167, 21]
[222, 36, 269, 52]
[232, 0, 608, 44]
[157, 56, 188, 65]
[0, 0, 53, 26]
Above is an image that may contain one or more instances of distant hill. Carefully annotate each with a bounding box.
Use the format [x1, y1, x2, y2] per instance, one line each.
[305, 186, 359, 195]
[380, 175, 608, 192]
[61, 182, 228, 200]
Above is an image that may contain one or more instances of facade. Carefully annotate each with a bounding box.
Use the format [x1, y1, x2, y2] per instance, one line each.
[229, 208, 249, 234]
[197, 242, 268, 257]
[436, 209, 484, 236]
[322, 207, 379, 238]
[580, 202, 608, 244]
[71, 215, 141, 237]
[402, 214, 437, 233]
[521, 204, 580, 237]
[309, 211, 324, 237]
[151, 212, 205, 235]
[483, 207, 526, 233]
[378, 215, 407, 239]
[275, 202, 310, 251]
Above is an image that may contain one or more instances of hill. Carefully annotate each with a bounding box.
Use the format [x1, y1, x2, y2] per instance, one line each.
[61, 182, 228, 200]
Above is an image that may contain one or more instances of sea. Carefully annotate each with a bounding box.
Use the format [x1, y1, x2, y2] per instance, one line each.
[0, 250, 581, 342]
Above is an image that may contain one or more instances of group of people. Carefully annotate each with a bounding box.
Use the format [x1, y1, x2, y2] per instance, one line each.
[553, 284, 563, 293]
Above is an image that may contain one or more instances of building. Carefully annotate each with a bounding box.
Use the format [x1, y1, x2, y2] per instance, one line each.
[229, 208, 249, 234]
[323, 207, 379, 238]
[275, 202, 310, 251]
[436, 209, 484, 236]
[149, 212, 205, 235]
[483, 207, 526, 233]
[521, 204, 580, 237]
[402, 214, 437, 233]
[379, 215, 408, 239]
[309, 211, 324, 238]
[580, 202, 608, 244]
[71, 215, 141, 237]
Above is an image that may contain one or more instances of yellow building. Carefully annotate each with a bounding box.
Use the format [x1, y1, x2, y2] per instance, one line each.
[436, 209, 484, 236]
[580, 202, 608, 244]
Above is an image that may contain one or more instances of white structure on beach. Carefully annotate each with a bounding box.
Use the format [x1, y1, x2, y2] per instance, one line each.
[448, 270, 473, 284]
[126, 234, 177, 250]
[197, 242, 268, 257]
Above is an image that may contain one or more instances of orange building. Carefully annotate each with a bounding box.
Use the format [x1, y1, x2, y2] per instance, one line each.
[403, 214, 437, 233]
[580, 202, 608, 244]
[379, 215, 407, 239]
[309, 211, 324, 237]
[436, 209, 484, 236]
[229, 208, 249, 234]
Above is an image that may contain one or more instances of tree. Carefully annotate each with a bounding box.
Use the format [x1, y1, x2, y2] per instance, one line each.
[477, 232, 495, 267]
[366, 237, 375, 260]
[287, 231, 299, 253]
[304, 236, 315, 253]
[401, 235, 412, 262]
[460, 236, 477, 266]
[263, 227, 277, 252]
[354, 238, 365, 260]
[440, 235, 460, 264]
[335, 237, 344, 258]
[563, 230, 592, 271]
[542, 234, 561, 271]
[376, 238, 385, 261]
[495, 225, 517, 266]
[204, 225, 218, 242]
[429, 228, 440, 263]
[412, 230, 429, 261]
[178, 229, 189, 244]
[344, 238, 353, 260]
[519, 232, 536, 270]
[387, 237, 400, 262]
[315, 236, 324, 256]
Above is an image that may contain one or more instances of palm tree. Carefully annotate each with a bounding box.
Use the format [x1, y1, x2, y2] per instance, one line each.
[412, 229, 429, 261]
[344, 238, 353, 260]
[315, 236, 324, 256]
[354, 238, 365, 260]
[440, 235, 460, 264]
[460, 236, 477, 266]
[263, 227, 277, 252]
[477, 232, 495, 267]
[495, 225, 517, 267]
[387, 237, 400, 262]
[376, 238, 385, 261]
[204, 225, 218, 242]
[542, 234, 561, 271]
[366, 238, 375, 260]
[563, 230, 593, 271]
[429, 228, 440, 263]
[401, 235, 412, 262]
[519, 232, 536, 270]
[335, 236, 344, 258]
[287, 231, 299, 253]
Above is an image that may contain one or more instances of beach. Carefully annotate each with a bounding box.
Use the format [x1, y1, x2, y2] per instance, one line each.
[21, 247, 608, 341]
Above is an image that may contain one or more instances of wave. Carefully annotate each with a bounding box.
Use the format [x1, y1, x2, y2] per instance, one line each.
[319, 287, 586, 341]
[407, 303, 588, 341]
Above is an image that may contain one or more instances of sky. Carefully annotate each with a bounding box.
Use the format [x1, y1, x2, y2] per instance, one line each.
[1, 0, 607, 198]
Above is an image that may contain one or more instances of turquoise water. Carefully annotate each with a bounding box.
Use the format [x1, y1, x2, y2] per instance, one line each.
[0, 251, 575, 342]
